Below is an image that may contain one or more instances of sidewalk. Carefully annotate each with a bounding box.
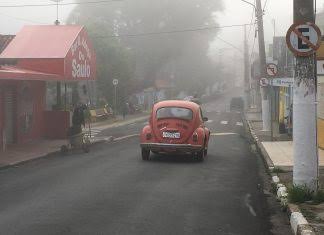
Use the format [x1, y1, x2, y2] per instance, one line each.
[246, 111, 324, 171]
[246, 109, 324, 234]
[0, 112, 149, 169]
[0, 140, 66, 168]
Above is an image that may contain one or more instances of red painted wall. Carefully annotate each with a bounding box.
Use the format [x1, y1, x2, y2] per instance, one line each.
[0, 80, 19, 149]
[18, 59, 65, 76]
[16, 81, 46, 143]
[43, 111, 70, 139]
[0, 80, 69, 150]
[0, 87, 3, 150]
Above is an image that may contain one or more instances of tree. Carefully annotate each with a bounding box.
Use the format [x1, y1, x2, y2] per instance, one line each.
[67, 8, 135, 106]
[68, 0, 224, 96]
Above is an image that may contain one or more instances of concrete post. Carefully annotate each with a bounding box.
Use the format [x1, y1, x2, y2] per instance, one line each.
[293, 0, 318, 191]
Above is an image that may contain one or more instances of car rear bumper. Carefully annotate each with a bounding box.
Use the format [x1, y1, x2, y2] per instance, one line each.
[140, 143, 203, 152]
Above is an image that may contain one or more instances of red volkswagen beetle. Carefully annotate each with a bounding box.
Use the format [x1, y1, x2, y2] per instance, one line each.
[140, 100, 210, 161]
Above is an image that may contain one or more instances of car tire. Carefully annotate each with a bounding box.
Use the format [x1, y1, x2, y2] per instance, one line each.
[142, 148, 150, 161]
[195, 150, 205, 162]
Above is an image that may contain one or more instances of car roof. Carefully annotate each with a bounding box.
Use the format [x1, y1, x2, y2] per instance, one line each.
[153, 100, 200, 111]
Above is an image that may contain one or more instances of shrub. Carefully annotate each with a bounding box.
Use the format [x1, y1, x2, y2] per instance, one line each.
[288, 184, 313, 203]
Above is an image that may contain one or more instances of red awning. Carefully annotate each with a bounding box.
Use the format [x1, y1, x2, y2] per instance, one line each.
[0, 65, 63, 81]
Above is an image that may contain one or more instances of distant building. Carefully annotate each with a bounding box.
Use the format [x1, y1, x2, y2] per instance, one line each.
[269, 37, 294, 134]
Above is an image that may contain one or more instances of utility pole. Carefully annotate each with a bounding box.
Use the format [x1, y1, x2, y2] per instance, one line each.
[244, 25, 250, 109]
[293, 0, 318, 191]
[256, 0, 270, 131]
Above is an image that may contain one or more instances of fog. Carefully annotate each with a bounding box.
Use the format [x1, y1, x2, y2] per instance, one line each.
[212, 0, 324, 57]
[2, 0, 324, 57]
[1, 0, 324, 97]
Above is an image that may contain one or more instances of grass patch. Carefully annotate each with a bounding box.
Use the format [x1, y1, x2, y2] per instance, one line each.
[288, 184, 313, 203]
[313, 189, 324, 204]
[300, 207, 316, 220]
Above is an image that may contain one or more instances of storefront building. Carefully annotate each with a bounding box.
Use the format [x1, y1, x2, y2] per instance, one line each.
[0, 25, 96, 151]
[317, 41, 324, 149]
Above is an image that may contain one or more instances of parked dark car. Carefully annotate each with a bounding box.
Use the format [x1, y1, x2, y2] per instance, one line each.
[230, 97, 244, 111]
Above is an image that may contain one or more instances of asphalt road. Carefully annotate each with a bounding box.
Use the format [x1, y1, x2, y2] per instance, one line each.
[0, 92, 291, 235]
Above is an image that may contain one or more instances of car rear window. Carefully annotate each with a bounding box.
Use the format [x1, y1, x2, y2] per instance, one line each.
[156, 107, 193, 120]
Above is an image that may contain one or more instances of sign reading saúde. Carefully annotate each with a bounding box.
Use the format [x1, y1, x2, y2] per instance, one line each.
[286, 22, 321, 57]
[71, 35, 92, 79]
[266, 63, 278, 77]
[67, 28, 96, 81]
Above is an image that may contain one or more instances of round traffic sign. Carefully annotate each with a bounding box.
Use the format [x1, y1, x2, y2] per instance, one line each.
[260, 78, 269, 87]
[286, 22, 321, 57]
[266, 63, 278, 77]
[113, 79, 118, 86]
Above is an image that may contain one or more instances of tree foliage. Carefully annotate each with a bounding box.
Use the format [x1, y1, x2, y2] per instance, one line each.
[68, 0, 224, 99]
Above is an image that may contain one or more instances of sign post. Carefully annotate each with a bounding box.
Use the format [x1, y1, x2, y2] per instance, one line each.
[286, 9, 321, 191]
[113, 79, 118, 116]
[266, 63, 278, 142]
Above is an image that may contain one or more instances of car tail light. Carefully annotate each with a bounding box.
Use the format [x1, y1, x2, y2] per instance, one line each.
[146, 133, 152, 140]
[193, 132, 198, 142]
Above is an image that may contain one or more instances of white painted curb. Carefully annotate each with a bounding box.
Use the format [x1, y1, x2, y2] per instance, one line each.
[290, 212, 308, 235]
[245, 114, 315, 235]
[272, 175, 280, 183]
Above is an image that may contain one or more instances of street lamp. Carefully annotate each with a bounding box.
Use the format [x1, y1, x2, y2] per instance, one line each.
[50, 0, 63, 25]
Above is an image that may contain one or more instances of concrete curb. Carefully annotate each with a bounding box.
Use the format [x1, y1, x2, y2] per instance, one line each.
[245, 117, 274, 169]
[244, 113, 316, 235]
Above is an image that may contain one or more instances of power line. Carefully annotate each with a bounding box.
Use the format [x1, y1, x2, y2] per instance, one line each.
[215, 36, 243, 53]
[94, 23, 254, 39]
[93, 23, 249, 54]
[0, 0, 120, 8]
[263, 0, 268, 12]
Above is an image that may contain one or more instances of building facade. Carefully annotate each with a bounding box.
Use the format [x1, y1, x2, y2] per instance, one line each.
[0, 25, 96, 151]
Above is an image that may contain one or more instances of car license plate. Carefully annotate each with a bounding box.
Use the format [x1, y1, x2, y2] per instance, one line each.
[162, 132, 180, 139]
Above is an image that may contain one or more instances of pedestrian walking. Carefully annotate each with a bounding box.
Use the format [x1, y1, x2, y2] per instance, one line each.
[122, 102, 129, 119]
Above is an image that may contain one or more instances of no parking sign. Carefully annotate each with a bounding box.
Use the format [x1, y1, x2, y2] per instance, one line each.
[286, 22, 321, 57]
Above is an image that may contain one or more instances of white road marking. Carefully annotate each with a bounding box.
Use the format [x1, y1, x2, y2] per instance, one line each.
[90, 129, 101, 133]
[211, 133, 239, 136]
[236, 122, 243, 126]
[114, 134, 139, 141]
[244, 194, 257, 217]
[84, 129, 102, 137]
[206, 120, 213, 123]
[220, 121, 228, 125]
